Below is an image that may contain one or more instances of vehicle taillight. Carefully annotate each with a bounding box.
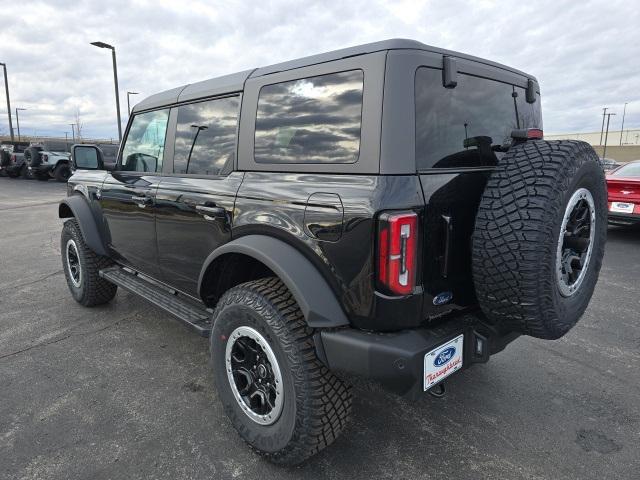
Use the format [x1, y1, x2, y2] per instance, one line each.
[526, 128, 544, 139]
[10, 154, 15, 162]
[377, 211, 418, 295]
[43, 154, 48, 161]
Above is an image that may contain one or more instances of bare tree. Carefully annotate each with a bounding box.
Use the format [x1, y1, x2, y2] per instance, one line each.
[74, 109, 84, 141]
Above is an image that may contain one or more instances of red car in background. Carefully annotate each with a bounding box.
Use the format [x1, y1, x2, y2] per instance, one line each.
[607, 160, 640, 226]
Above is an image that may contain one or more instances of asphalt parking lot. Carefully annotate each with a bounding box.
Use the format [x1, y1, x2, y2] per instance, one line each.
[0, 176, 639, 480]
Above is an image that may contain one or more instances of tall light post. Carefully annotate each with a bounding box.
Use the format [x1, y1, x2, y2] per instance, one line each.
[602, 112, 616, 160]
[127, 91, 139, 115]
[90, 41, 122, 141]
[0, 62, 14, 141]
[15, 107, 26, 141]
[619, 102, 628, 146]
[599, 107, 608, 145]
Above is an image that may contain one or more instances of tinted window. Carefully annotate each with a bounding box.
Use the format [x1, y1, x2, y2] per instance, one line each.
[173, 96, 239, 175]
[254, 70, 363, 164]
[121, 109, 169, 172]
[611, 162, 640, 177]
[415, 67, 542, 169]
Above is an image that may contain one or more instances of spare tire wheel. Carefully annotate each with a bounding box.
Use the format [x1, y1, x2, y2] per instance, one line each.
[472, 140, 606, 340]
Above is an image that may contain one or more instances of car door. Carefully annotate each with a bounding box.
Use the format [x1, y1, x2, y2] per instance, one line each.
[155, 95, 243, 296]
[100, 108, 170, 279]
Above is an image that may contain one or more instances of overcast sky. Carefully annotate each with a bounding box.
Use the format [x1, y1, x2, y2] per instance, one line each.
[0, 0, 638, 140]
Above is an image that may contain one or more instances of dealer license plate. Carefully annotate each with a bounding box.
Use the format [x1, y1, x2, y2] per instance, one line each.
[424, 334, 464, 390]
[610, 202, 634, 213]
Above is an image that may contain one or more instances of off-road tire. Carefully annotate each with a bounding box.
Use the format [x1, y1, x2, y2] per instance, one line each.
[210, 277, 352, 465]
[472, 140, 607, 339]
[24, 147, 42, 167]
[19, 164, 32, 179]
[0, 150, 10, 168]
[54, 163, 71, 182]
[61, 219, 117, 306]
[6, 169, 19, 178]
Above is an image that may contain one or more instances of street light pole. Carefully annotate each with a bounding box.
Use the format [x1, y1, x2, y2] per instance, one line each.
[15, 107, 26, 142]
[602, 112, 616, 160]
[127, 91, 139, 115]
[599, 107, 608, 146]
[91, 41, 123, 142]
[0, 63, 14, 141]
[619, 103, 628, 146]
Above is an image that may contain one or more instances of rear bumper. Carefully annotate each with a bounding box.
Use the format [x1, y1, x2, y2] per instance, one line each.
[608, 212, 640, 225]
[28, 164, 54, 175]
[319, 313, 519, 400]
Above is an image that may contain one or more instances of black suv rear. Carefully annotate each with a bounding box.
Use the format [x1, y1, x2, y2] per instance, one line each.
[59, 39, 606, 465]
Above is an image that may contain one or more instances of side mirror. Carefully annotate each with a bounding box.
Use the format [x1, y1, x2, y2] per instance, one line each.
[71, 144, 104, 170]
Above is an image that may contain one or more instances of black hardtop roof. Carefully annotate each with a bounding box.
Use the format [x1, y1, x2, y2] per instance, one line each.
[133, 38, 536, 113]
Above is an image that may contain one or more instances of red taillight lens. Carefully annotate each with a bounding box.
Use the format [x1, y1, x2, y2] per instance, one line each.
[377, 211, 418, 295]
[10, 154, 15, 162]
[527, 128, 543, 139]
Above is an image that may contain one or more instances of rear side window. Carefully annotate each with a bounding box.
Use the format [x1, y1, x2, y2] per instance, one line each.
[121, 109, 170, 173]
[254, 70, 364, 164]
[415, 67, 542, 170]
[173, 96, 240, 175]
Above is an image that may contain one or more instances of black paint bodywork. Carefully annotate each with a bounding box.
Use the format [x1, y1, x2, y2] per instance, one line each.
[62, 40, 541, 395]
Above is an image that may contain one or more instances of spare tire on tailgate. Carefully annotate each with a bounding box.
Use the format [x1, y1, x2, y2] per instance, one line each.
[472, 140, 606, 340]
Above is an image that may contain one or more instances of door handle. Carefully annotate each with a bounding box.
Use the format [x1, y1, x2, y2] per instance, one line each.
[196, 205, 227, 220]
[131, 195, 152, 207]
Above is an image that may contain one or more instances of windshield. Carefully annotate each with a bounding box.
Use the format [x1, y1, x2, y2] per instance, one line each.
[611, 162, 640, 177]
[415, 67, 542, 170]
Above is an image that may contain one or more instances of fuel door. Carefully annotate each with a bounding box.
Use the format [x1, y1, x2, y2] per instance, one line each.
[303, 193, 344, 242]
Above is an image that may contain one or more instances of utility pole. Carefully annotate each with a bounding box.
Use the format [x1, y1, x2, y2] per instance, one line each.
[619, 103, 628, 145]
[70, 123, 76, 142]
[602, 112, 616, 160]
[600, 107, 608, 145]
[0, 62, 14, 141]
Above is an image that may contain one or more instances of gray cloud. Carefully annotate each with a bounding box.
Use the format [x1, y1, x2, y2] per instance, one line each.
[0, 0, 638, 139]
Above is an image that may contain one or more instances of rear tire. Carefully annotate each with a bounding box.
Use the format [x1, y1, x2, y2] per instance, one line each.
[54, 163, 71, 182]
[210, 277, 352, 465]
[61, 219, 117, 306]
[36, 173, 49, 181]
[19, 164, 32, 179]
[472, 140, 607, 340]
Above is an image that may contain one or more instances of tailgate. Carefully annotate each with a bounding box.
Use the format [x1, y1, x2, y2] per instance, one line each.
[418, 171, 490, 319]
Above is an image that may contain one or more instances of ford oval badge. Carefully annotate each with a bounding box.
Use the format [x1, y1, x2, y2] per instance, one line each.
[433, 291, 453, 306]
[434, 347, 456, 367]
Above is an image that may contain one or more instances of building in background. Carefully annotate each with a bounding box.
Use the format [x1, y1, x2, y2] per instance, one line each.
[545, 129, 640, 145]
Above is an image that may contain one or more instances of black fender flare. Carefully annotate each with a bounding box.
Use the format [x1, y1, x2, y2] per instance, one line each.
[58, 196, 108, 256]
[199, 235, 349, 328]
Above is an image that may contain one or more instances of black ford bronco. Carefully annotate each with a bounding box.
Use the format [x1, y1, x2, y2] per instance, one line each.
[59, 39, 606, 464]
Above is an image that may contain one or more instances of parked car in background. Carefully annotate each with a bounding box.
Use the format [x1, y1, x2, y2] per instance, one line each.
[0, 142, 30, 178]
[607, 160, 640, 226]
[599, 157, 620, 171]
[28, 148, 73, 182]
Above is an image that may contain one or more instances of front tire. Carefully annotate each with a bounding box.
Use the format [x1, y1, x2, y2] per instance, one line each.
[61, 219, 117, 306]
[210, 277, 352, 465]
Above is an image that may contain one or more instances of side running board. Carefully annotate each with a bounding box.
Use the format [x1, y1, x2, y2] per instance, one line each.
[99, 266, 212, 337]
